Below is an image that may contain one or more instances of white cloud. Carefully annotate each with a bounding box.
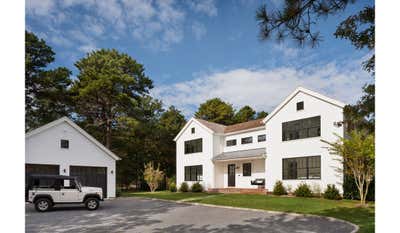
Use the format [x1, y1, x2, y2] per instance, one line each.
[152, 61, 372, 117]
[192, 22, 207, 40]
[188, 0, 218, 17]
[26, 0, 55, 16]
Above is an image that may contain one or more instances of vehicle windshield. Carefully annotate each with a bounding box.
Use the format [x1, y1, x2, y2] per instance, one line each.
[74, 178, 82, 189]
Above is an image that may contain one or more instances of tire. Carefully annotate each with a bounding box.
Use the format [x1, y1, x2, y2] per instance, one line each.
[85, 198, 99, 210]
[34, 198, 52, 212]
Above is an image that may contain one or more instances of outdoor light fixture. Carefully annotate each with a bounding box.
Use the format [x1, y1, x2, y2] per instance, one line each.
[111, 170, 114, 174]
[63, 169, 66, 173]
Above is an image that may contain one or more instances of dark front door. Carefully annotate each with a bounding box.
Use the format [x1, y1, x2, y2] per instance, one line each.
[70, 166, 107, 198]
[228, 164, 235, 187]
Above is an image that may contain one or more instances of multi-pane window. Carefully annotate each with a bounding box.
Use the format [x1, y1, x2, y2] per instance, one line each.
[60, 139, 69, 149]
[282, 156, 321, 180]
[242, 163, 251, 176]
[297, 101, 304, 111]
[241, 136, 253, 144]
[282, 116, 321, 141]
[191, 127, 195, 134]
[184, 138, 203, 154]
[184, 165, 203, 181]
[226, 139, 237, 147]
[258, 134, 266, 142]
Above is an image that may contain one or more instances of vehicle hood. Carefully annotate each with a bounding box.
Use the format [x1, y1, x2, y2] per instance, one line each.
[81, 186, 103, 193]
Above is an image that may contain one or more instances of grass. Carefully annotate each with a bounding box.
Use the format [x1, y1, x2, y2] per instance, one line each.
[124, 191, 374, 233]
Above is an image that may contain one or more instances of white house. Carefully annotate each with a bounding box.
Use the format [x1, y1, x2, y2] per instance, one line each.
[26, 117, 121, 198]
[174, 87, 345, 193]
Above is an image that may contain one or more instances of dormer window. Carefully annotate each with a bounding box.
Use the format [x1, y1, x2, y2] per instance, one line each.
[297, 101, 304, 111]
[60, 139, 69, 149]
[191, 127, 195, 134]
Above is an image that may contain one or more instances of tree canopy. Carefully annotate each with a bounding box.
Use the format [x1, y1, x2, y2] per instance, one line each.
[195, 98, 235, 125]
[233, 105, 256, 123]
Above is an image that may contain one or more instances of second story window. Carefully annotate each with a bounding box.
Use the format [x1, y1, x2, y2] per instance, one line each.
[282, 116, 321, 141]
[191, 127, 195, 134]
[226, 139, 237, 147]
[184, 138, 202, 154]
[241, 136, 253, 144]
[60, 139, 69, 149]
[297, 101, 304, 111]
[258, 134, 266, 142]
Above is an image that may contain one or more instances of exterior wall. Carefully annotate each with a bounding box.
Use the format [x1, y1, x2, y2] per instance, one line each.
[25, 122, 117, 198]
[176, 120, 217, 190]
[223, 129, 266, 153]
[265, 91, 344, 193]
[214, 158, 265, 188]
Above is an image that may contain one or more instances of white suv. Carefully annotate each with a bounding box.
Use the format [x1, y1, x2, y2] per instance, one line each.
[27, 174, 103, 212]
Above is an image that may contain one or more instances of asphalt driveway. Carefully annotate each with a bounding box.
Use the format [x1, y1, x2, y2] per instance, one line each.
[26, 197, 357, 233]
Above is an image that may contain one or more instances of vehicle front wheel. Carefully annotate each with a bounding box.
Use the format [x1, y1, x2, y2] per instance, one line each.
[35, 198, 52, 212]
[85, 198, 99, 210]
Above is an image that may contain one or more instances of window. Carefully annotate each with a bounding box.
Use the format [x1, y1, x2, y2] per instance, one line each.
[184, 165, 203, 181]
[191, 127, 195, 134]
[226, 139, 237, 147]
[241, 136, 253, 144]
[60, 139, 69, 149]
[258, 134, 266, 142]
[297, 101, 304, 110]
[243, 163, 251, 176]
[282, 156, 321, 180]
[282, 116, 321, 141]
[184, 138, 202, 154]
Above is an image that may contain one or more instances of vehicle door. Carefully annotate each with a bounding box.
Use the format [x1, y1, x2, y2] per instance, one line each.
[59, 179, 80, 202]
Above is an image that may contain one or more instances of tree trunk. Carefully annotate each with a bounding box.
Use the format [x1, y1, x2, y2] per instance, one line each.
[105, 119, 111, 149]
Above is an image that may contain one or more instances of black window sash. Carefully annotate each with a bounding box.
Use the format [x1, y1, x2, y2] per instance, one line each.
[184, 165, 203, 181]
[282, 156, 321, 180]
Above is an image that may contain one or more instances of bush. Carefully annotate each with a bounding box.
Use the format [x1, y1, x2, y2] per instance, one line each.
[272, 181, 287, 195]
[179, 182, 189, 192]
[323, 184, 342, 200]
[294, 183, 313, 197]
[169, 183, 177, 192]
[191, 182, 203, 192]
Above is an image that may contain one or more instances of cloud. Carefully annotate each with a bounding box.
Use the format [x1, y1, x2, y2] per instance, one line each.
[152, 60, 372, 117]
[192, 22, 207, 40]
[26, 0, 55, 16]
[187, 0, 218, 17]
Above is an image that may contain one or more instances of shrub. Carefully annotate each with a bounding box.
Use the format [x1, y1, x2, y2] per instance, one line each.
[191, 182, 203, 192]
[272, 181, 287, 195]
[323, 184, 342, 200]
[169, 183, 177, 192]
[143, 162, 164, 192]
[294, 183, 313, 197]
[179, 182, 189, 192]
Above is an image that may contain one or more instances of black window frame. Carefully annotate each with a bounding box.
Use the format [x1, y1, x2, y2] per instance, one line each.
[282, 156, 321, 180]
[184, 138, 203, 154]
[60, 139, 69, 149]
[257, 134, 266, 142]
[226, 139, 237, 147]
[184, 165, 203, 181]
[242, 163, 252, 176]
[191, 127, 195, 134]
[241, 136, 253, 144]
[282, 116, 321, 141]
[297, 101, 304, 111]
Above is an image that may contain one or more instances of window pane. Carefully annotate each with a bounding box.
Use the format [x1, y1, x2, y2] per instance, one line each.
[258, 134, 266, 142]
[282, 116, 321, 141]
[226, 139, 237, 146]
[243, 163, 251, 176]
[282, 156, 321, 180]
[241, 137, 253, 144]
[184, 138, 203, 154]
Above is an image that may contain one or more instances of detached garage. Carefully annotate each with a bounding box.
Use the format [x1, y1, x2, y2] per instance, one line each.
[25, 117, 121, 198]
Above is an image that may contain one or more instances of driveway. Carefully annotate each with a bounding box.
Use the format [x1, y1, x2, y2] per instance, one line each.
[26, 197, 357, 233]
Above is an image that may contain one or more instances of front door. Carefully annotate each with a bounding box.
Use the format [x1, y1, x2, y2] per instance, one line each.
[228, 164, 235, 187]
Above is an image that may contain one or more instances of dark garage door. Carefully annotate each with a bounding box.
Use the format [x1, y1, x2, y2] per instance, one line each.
[25, 164, 60, 200]
[70, 166, 107, 198]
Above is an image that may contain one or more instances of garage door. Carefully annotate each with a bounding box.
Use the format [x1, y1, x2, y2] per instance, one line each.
[25, 164, 60, 200]
[70, 166, 107, 198]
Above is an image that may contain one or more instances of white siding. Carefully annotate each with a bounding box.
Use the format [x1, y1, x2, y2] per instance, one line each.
[223, 129, 266, 153]
[265, 91, 344, 193]
[25, 122, 117, 198]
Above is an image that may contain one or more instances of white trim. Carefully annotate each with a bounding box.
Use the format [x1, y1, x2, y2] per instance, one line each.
[173, 118, 215, 141]
[263, 87, 345, 124]
[26, 117, 121, 161]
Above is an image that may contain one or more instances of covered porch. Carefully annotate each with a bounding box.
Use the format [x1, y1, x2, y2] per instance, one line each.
[212, 148, 267, 193]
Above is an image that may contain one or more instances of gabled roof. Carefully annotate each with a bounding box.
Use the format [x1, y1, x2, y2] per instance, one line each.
[263, 87, 345, 124]
[196, 118, 226, 133]
[173, 118, 217, 141]
[26, 117, 121, 161]
[224, 119, 264, 133]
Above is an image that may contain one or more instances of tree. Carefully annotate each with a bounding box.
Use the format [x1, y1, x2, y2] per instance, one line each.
[256, 1, 375, 74]
[255, 111, 269, 119]
[72, 49, 153, 149]
[143, 162, 164, 192]
[195, 98, 235, 125]
[344, 84, 374, 133]
[25, 31, 72, 130]
[322, 130, 374, 206]
[234, 105, 256, 123]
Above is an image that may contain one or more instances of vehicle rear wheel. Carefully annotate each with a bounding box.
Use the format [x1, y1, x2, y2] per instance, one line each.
[35, 198, 52, 212]
[85, 198, 99, 210]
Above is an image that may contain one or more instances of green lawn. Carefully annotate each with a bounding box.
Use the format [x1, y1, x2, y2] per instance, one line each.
[123, 191, 374, 233]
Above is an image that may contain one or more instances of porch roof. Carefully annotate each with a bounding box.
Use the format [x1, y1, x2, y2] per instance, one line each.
[212, 148, 266, 162]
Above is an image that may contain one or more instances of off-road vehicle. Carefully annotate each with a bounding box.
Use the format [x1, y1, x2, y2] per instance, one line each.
[27, 174, 103, 212]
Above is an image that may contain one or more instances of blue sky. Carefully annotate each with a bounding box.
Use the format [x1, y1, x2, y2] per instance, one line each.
[26, 0, 374, 117]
